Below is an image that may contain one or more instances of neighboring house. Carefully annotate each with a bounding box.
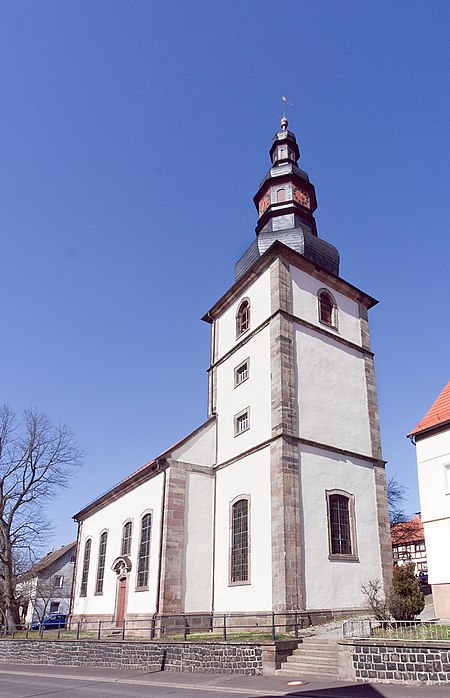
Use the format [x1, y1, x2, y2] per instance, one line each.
[408, 379, 450, 618]
[391, 513, 427, 574]
[71, 118, 391, 629]
[22, 542, 76, 624]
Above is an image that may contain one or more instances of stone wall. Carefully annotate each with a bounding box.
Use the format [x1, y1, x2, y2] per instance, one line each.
[0, 640, 297, 676]
[340, 639, 450, 685]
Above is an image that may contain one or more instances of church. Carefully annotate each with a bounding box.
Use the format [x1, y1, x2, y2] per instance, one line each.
[70, 118, 392, 629]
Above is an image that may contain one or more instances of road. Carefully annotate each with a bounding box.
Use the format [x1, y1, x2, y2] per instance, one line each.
[0, 665, 448, 698]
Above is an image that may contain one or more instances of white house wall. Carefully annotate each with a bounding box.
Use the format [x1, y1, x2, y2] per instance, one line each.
[214, 447, 272, 612]
[300, 444, 382, 609]
[416, 430, 450, 586]
[183, 471, 214, 612]
[72, 473, 164, 618]
[295, 324, 371, 457]
[290, 266, 362, 346]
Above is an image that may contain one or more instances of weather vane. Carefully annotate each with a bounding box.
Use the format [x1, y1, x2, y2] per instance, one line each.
[280, 96, 293, 129]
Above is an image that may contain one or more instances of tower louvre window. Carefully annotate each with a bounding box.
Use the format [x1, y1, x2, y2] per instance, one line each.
[318, 290, 337, 329]
[236, 299, 250, 337]
[231, 498, 249, 583]
[95, 531, 108, 594]
[136, 513, 152, 588]
[80, 539, 91, 597]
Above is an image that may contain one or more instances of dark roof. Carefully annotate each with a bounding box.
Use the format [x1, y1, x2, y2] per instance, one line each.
[32, 541, 76, 574]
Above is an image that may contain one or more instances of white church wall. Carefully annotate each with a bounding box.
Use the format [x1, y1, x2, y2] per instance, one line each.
[215, 325, 271, 464]
[290, 266, 362, 346]
[183, 471, 214, 612]
[295, 324, 371, 457]
[416, 430, 450, 586]
[72, 473, 164, 618]
[299, 444, 382, 609]
[214, 447, 272, 612]
[171, 419, 216, 466]
[216, 267, 271, 360]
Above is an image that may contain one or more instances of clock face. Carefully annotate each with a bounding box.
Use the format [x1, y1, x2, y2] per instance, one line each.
[293, 185, 311, 209]
[258, 189, 271, 216]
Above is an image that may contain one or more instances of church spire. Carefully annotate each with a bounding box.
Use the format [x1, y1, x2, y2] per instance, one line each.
[253, 118, 318, 236]
[234, 119, 340, 281]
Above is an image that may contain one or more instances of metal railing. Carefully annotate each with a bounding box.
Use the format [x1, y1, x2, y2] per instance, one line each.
[343, 618, 450, 642]
[0, 611, 315, 642]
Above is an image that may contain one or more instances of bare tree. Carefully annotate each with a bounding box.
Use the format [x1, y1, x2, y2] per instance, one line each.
[0, 406, 82, 632]
[387, 475, 409, 526]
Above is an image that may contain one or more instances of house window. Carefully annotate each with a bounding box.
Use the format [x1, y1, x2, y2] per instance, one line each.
[234, 408, 250, 436]
[236, 299, 250, 337]
[49, 601, 60, 613]
[277, 188, 286, 202]
[136, 513, 152, 589]
[445, 465, 450, 494]
[70, 555, 76, 563]
[53, 575, 64, 588]
[415, 542, 426, 552]
[318, 290, 337, 329]
[230, 498, 249, 584]
[326, 491, 357, 559]
[95, 532, 108, 594]
[234, 359, 249, 387]
[121, 521, 133, 556]
[80, 539, 91, 597]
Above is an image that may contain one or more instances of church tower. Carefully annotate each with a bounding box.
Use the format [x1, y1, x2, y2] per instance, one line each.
[203, 118, 392, 614]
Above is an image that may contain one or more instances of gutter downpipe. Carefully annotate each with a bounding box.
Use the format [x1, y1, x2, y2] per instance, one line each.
[210, 413, 218, 626]
[152, 458, 168, 638]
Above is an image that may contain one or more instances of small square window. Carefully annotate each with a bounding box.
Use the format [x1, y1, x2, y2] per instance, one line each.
[53, 575, 64, 588]
[70, 555, 76, 563]
[234, 409, 250, 436]
[49, 601, 60, 614]
[234, 359, 249, 387]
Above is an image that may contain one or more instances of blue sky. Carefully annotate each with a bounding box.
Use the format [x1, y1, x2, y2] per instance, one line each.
[1, 1, 449, 548]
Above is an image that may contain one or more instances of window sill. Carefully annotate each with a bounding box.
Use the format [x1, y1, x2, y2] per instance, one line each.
[328, 554, 359, 562]
[94, 591, 104, 596]
[319, 319, 339, 332]
[228, 579, 251, 587]
[234, 426, 250, 437]
[134, 586, 149, 592]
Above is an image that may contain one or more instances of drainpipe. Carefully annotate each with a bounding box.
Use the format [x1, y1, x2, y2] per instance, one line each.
[152, 458, 168, 637]
[211, 412, 218, 619]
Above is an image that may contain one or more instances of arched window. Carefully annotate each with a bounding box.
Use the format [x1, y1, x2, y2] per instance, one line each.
[136, 513, 152, 588]
[96, 531, 108, 594]
[236, 299, 250, 338]
[80, 538, 91, 597]
[318, 290, 337, 328]
[277, 188, 286, 203]
[326, 491, 357, 558]
[121, 521, 132, 556]
[230, 498, 249, 583]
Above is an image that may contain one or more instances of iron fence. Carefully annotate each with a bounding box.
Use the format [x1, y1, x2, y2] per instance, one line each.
[0, 611, 315, 642]
[343, 618, 450, 642]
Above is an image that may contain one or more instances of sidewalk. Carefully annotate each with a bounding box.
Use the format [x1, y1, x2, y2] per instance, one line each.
[0, 663, 448, 697]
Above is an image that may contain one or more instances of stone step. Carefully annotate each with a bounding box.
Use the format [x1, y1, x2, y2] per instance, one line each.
[285, 653, 338, 666]
[277, 667, 340, 680]
[302, 637, 338, 644]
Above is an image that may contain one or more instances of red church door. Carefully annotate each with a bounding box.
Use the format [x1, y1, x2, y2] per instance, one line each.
[116, 578, 127, 627]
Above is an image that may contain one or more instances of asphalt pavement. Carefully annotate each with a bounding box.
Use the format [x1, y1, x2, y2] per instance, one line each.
[0, 665, 448, 698]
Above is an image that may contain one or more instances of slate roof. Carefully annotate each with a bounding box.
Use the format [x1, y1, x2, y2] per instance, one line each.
[408, 380, 450, 437]
[32, 541, 76, 574]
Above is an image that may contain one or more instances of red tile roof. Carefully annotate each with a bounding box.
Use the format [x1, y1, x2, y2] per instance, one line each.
[408, 380, 450, 437]
[391, 514, 424, 546]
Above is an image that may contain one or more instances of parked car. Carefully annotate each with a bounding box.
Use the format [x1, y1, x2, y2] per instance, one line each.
[30, 613, 67, 630]
[418, 570, 428, 586]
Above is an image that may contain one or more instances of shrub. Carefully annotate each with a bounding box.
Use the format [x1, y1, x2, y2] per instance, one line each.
[389, 564, 425, 621]
[361, 579, 390, 621]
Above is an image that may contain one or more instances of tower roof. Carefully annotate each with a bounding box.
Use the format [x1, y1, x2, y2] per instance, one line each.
[408, 380, 450, 438]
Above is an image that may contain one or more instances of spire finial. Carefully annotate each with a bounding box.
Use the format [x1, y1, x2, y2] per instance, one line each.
[280, 95, 293, 130]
